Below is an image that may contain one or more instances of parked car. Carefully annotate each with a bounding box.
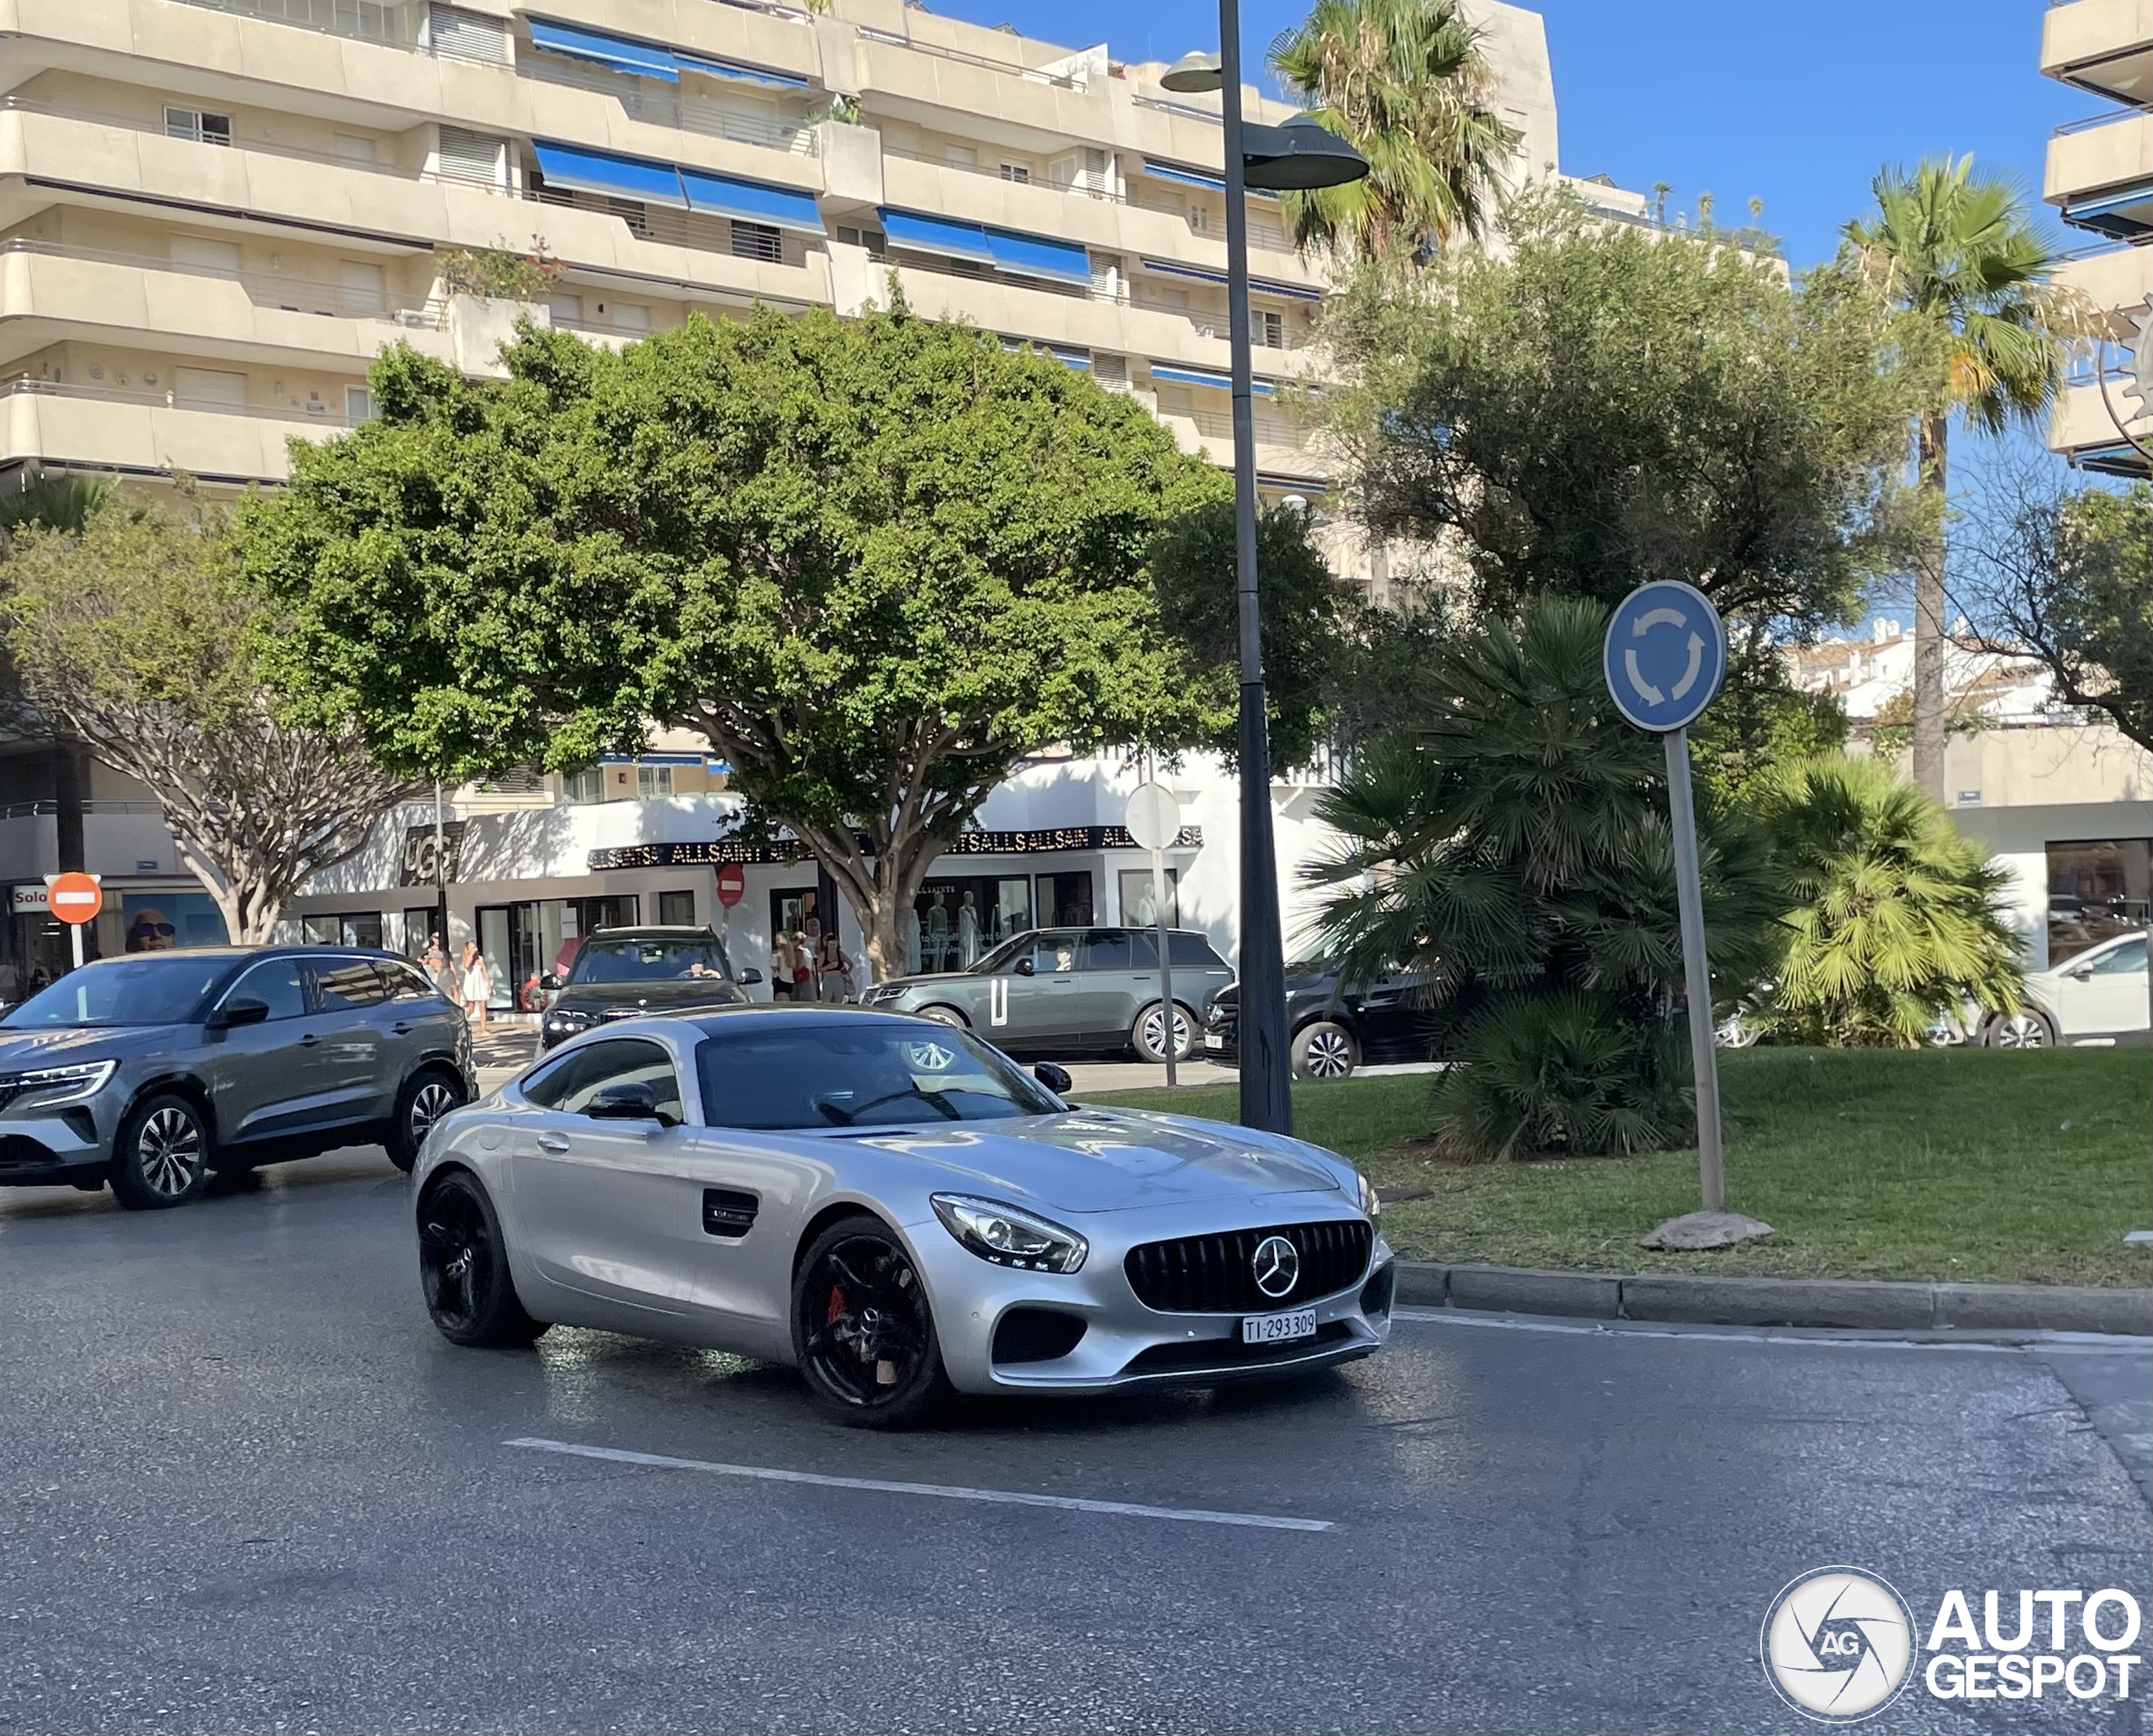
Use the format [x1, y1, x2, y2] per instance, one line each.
[0, 946, 473, 1209]
[1981, 929, 2149, 1049]
[1203, 958, 1435, 1080]
[538, 927, 760, 1052]
[413, 1008, 1392, 1426]
[859, 927, 1235, 1061]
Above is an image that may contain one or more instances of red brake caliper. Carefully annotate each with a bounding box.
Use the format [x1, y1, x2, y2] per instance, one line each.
[825, 1285, 846, 1326]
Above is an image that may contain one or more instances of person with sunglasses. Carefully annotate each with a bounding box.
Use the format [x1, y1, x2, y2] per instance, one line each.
[125, 908, 177, 952]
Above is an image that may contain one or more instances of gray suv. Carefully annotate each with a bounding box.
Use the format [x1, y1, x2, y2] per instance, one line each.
[0, 946, 473, 1209]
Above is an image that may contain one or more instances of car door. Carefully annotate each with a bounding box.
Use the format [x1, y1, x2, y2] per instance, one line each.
[378, 955, 464, 1082]
[1352, 969, 1425, 1063]
[203, 955, 338, 1146]
[510, 1035, 706, 1325]
[304, 953, 394, 1127]
[1082, 928, 1151, 1044]
[2056, 935, 2149, 1040]
[981, 932, 1074, 1047]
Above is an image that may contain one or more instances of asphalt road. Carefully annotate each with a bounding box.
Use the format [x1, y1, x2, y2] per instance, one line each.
[2, 1148, 2147, 1735]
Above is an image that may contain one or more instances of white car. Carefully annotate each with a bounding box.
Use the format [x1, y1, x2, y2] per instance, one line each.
[1984, 929, 2150, 1049]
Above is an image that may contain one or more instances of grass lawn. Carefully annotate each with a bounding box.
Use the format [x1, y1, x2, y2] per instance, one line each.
[1085, 1048, 2153, 1288]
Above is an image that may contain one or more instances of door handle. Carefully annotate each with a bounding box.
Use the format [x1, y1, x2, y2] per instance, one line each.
[298, 1033, 321, 1046]
[392, 1020, 415, 1035]
[537, 1132, 570, 1153]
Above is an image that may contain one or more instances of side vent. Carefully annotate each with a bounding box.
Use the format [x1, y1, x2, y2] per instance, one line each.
[701, 1188, 759, 1238]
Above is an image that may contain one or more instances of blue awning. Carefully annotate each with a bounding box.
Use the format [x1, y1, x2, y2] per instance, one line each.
[1003, 337, 1091, 369]
[879, 209, 997, 265]
[1149, 363, 1276, 397]
[675, 50, 809, 89]
[2062, 183, 2153, 238]
[1143, 159, 1225, 193]
[533, 142, 686, 207]
[529, 19, 679, 78]
[983, 227, 1091, 285]
[1140, 257, 1322, 303]
[680, 167, 825, 234]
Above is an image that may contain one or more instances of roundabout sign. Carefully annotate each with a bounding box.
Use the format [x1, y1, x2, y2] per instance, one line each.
[1603, 580, 1727, 733]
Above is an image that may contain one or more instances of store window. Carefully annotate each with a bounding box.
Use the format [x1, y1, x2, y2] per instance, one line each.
[302, 913, 384, 950]
[561, 767, 604, 803]
[121, 891, 230, 952]
[658, 889, 697, 926]
[403, 907, 442, 961]
[1118, 868, 1179, 929]
[637, 764, 674, 799]
[907, 876, 1030, 972]
[2046, 839, 2151, 966]
[1035, 871, 1093, 929]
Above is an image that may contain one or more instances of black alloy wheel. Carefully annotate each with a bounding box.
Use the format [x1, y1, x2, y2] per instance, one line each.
[389, 1070, 464, 1173]
[792, 1215, 950, 1428]
[109, 1093, 212, 1210]
[416, 1171, 545, 1347]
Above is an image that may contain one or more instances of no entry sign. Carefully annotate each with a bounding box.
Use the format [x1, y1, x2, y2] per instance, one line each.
[715, 863, 745, 909]
[45, 871, 102, 925]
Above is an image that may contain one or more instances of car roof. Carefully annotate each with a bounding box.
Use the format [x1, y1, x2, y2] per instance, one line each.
[76, 944, 401, 965]
[585, 926, 721, 939]
[680, 1005, 939, 1037]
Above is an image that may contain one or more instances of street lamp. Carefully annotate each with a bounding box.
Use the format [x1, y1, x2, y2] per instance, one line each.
[1160, 43, 1368, 1135]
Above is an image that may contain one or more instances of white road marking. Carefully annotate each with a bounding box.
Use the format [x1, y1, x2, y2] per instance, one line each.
[1390, 1308, 2149, 1358]
[505, 1437, 1336, 1531]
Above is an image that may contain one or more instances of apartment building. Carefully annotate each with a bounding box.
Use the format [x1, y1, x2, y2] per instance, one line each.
[0, 0, 1605, 1000]
[2040, 0, 2153, 476]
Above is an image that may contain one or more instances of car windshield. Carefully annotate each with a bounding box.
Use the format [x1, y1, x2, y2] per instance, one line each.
[4, 955, 231, 1027]
[568, 938, 732, 984]
[696, 1023, 1062, 1130]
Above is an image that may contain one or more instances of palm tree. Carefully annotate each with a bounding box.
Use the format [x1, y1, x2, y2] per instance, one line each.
[1757, 754, 2023, 1047]
[1268, 0, 1517, 261]
[1840, 157, 2062, 802]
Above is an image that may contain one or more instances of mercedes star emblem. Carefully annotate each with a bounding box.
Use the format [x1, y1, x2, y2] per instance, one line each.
[1251, 1235, 1299, 1299]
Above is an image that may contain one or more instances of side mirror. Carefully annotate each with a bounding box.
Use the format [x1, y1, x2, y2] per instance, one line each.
[209, 996, 271, 1030]
[2068, 967, 2094, 982]
[738, 967, 764, 985]
[1033, 1061, 1073, 1096]
[1013, 957, 1035, 977]
[585, 1080, 677, 1125]
[539, 973, 561, 992]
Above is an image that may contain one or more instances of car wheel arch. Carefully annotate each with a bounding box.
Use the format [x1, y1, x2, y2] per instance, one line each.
[118, 1072, 219, 1145]
[790, 1198, 908, 1282]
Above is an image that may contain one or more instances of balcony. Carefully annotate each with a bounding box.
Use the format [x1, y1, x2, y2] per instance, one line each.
[2055, 238, 2153, 331]
[2043, 0, 2153, 105]
[2049, 370, 2152, 478]
[2046, 108, 2153, 236]
[0, 377, 348, 482]
[519, 51, 817, 159]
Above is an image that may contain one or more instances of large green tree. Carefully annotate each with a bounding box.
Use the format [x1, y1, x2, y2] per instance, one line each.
[1267, 0, 1517, 259]
[1841, 156, 2063, 801]
[240, 306, 1234, 979]
[0, 490, 424, 943]
[1304, 596, 1779, 1158]
[1319, 190, 1923, 640]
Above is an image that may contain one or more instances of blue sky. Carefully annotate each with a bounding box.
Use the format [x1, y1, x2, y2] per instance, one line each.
[936, 0, 2083, 270]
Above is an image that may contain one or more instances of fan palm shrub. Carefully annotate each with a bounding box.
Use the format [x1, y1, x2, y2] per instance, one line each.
[1755, 754, 2023, 1046]
[1305, 596, 1778, 1158]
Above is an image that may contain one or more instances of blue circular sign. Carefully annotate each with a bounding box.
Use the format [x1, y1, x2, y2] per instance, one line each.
[1603, 580, 1728, 733]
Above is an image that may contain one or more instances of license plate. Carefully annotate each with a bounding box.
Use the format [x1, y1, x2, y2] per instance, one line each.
[1203, 1034, 1226, 1050]
[1241, 1306, 1317, 1345]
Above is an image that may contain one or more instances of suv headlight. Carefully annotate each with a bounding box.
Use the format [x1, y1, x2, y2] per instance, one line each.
[0, 1060, 118, 1111]
[931, 1194, 1087, 1274]
[1356, 1172, 1381, 1220]
[543, 1008, 594, 1036]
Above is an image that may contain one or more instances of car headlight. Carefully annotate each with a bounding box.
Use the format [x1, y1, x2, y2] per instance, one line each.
[1356, 1172, 1381, 1220]
[0, 1060, 118, 1110]
[543, 1009, 594, 1035]
[931, 1194, 1087, 1274]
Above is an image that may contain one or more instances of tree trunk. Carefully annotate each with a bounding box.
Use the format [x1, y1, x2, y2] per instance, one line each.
[1911, 408, 1949, 803]
[50, 740, 84, 874]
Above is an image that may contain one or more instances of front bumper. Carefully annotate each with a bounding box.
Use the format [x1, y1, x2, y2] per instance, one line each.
[0, 1111, 111, 1186]
[903, 1192, 1393, 1395]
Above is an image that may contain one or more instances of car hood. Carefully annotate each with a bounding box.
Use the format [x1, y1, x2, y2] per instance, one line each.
[0, 1023, 186, 1066]
[836, 1107, 1346, 1213]
[877, 970, 981, 996]
[554, 980, 750, 1012]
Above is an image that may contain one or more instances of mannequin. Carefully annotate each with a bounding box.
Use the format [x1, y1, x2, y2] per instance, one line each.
[905, 905, 922, 976]
[925, 889, 950, 971]
[957, 890, 981, 967]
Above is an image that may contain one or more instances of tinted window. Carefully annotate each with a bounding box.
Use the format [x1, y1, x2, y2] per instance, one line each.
[384, 961, 445, 1001]
[695, 1024, 1058, 1130]
[226, 958, 308, 1021]
[524, 1038, 682, 1120]
[1171, 933, 1227, 971]
[1031, 934, 1079, 974]
[312, 956, 392, 1010]
[3, 955, 231, 1027]
[1078, 931, 1135, 971]
[2090, 937, 2147, 975]
[566, 937, 731, 984]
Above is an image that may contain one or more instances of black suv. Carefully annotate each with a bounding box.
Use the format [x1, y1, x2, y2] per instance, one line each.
[538, 926, 759, 1051]
[1203, 959, 1433, 1079]
[0, 946, 473, 1209]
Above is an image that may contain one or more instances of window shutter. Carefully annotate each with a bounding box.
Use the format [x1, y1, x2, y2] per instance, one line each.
[427, 5, 509, 65]
[436, 125, 506, 186]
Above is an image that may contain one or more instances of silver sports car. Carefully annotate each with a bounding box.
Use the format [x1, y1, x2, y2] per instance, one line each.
[411, 1008, 1394, 1426]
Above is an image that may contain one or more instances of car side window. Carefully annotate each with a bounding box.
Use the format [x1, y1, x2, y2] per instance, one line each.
[225, 957, 308, 1021]
[384, 961, 444, 1001]
[1169, 933, 1227, 971]
[1079, 931, 1135, 971]
[2090, 938, 2147, 975]
[524, 1038, 683, 1121]
[312, 955, 392, 1011]
[1033, 934, 1078, 974]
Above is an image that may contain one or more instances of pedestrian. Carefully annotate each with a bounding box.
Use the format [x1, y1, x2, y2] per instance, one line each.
[817, 924, 853, 1004]
[458, 939, 490, 1032]
[770, 929, 796, 1002]
[792, 924, 817, 1001]
[421, 932, 454, 1002]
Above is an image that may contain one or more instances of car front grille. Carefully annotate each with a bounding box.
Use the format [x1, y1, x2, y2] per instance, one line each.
[1124, 1219, 1374, 1314]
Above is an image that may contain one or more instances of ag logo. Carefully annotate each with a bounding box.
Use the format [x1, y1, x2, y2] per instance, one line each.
[1761, 1567, 1916, 1723]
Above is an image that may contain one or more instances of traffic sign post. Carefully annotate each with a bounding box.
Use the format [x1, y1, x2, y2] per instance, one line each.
[714, 862, 745, 969]
[45, 871, 102, 971]
[1603, 584, 1765, 1247]
[1125, 782, 1182, 1087]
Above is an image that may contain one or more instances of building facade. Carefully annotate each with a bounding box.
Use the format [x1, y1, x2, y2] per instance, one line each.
[2041, 0, 2152, 476]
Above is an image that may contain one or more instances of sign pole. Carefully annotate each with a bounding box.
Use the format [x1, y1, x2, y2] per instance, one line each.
[1151, 843, 1177, 1088]
[1661, 728, 1723, 1214]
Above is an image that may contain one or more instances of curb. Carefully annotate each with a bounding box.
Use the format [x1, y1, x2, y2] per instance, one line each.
[1394, 1262, 2153, 1337]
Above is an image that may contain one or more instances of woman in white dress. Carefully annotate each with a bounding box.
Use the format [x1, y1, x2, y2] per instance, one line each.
[458, 939, 490, 1032]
